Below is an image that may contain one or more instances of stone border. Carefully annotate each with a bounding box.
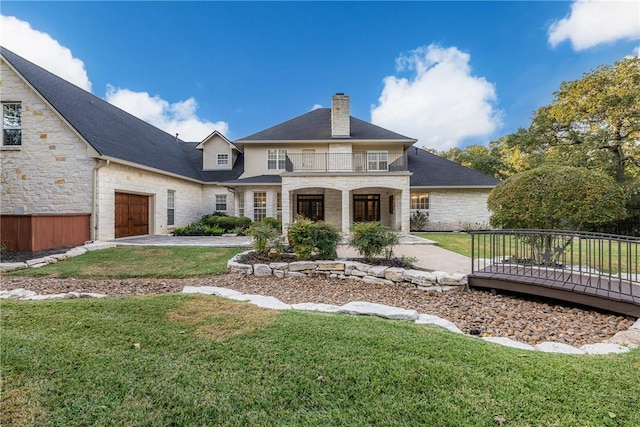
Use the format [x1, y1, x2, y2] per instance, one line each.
[0, 242, 117, 272]
[228, 250, 468, 291]
[183, 285, 640, 356]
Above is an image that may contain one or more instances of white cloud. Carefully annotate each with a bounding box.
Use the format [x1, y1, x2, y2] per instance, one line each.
[548, 0, 640, 51]
[105, 85, 229, 141]
[0, 15, 91, 91]
[371, 44, 501, 151]
[311, 104, 323, 111]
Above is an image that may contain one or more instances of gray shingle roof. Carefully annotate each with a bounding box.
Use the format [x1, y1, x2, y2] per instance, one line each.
[1, 47, 242, 183]
[237, 108, 416, 142]
[408, 147, 500, 187]
[220, 175, 282, 185]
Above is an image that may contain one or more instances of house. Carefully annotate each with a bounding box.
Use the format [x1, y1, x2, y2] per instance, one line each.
[0, 47, 498, 251]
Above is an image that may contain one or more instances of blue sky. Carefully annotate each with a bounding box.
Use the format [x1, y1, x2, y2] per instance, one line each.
[1, 1, 638, 150]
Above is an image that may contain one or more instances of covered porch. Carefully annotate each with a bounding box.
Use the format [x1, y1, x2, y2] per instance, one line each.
[281, 173, 411, 234]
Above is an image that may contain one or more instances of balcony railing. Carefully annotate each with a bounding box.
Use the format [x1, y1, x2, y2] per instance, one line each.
[285, 152, 408, 173]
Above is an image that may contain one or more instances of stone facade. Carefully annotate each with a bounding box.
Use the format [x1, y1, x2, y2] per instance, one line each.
[424, 188, 492, 231]
[1, 62, 95, 216]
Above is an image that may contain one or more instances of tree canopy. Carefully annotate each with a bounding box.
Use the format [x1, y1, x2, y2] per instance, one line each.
[487, 166, 627, 231]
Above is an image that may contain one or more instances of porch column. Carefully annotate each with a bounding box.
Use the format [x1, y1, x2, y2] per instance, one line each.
[341, 189, 350, 234]
[400, 188, 410, 233]
[281, 187, 291, 235]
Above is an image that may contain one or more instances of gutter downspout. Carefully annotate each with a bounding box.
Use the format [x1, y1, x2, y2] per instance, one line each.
[92, 159, 109, 241]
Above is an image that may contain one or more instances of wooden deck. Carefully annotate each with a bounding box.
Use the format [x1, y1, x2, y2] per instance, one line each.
[469, 265, 640, 317]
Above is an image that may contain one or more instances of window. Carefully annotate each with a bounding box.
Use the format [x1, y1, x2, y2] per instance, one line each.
[217, 153, 229, 165]
[253, 192, 267, 222]
[297, 195, 324, 221]
[367, 151, 388, 171]
[267, 149, 287, 170]
[410, 192, 430, 210]
[353, 194, 380, 222]
[237, 191, 245, 217]
[215, 194, 227, 212]
[167, 190, 175, 226]
[276, 192, 282, 222]
[3, 103, 22, 146]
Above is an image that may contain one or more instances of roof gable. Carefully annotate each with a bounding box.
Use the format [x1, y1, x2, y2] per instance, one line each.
[0, 47, 212, 181]
[236, 108, 416, 142]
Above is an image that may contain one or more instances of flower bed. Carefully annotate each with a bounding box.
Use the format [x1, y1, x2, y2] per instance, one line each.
[228, 250, 468, 291]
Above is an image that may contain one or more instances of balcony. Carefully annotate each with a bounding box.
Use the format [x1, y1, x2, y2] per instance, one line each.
[285, 152, 408, 173]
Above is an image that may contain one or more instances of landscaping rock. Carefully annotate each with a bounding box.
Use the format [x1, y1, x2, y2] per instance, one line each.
[227, 294, 292, 310]
[384, 267, 405, 282]
[579, 343, 631, 355]
[631, 318, 640, 330]
[292, 302, 341, 312]
[315, 261, 345, 271]
[0, 262, 27, 272]
[26, 257, 56, 266]
[274, 270, 285, 278]
[607, 329, 640, 347]
[534, 342, 585, 354]
[288, 261, 318, 272]
[269, 262, 289, 271]
[363, 276, 394, 286]
[65, 247, 88, 257]
[402, 269, 436, 287]
[415, 314, 463, 334]
[367, 265, 388, 278]
[228, 261, 253, 275]
[434, 271, 468, 286]
[481, 337, 536, 351]
[253, 264, 273, 277]
[338, 301, 418, 321]
[0, 288, 37, 299]
[285, 271, 306, 278]
[182, 286, 242, 298]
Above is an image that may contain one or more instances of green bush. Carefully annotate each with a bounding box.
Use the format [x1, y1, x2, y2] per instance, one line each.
[262, 217, 282, 232]
[349, 222, 399, 262]
[410, 211, 429, 231]
[249, 221, 283, 257]
[287, 217, 341, 260]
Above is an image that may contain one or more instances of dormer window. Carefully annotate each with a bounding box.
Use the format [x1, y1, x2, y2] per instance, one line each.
[217, 153, 229, 165]
[3, 102, 22, 146]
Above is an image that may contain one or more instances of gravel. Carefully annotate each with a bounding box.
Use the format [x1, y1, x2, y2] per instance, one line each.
[2, 274, 635, 346]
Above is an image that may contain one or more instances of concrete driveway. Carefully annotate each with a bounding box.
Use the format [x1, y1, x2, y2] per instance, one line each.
[113, 233, 471, 274]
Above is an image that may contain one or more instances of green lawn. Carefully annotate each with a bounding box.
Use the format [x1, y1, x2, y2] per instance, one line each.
[5, 246, 244, 278]
[415, 232, 474, 257]
[2, 295, 639, 426]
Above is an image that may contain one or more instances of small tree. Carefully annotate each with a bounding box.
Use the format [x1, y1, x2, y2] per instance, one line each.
[487, 165, 626, 231]
[349, 222, 399, 262]
[249, 221, 282, 257]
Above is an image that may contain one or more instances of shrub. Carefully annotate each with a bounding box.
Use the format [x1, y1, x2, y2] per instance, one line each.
[410, 211, 429, 231]
[349, 222, 399, 262]
[262, 217, 282, 232]
[287, 217, 341, 260]
[249, 221, 283, 257]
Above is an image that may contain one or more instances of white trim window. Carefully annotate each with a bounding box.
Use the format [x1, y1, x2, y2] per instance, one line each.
[367, 151, 388, 171]
[215, 194, 228, 212]
[253, 192, 267, 221]
[267, 149, 287, 170]
[3, 102, 22, 146]
[237, 191, 245, 217]
[167, 190, 176, 226]
[410, 192, 430, 210]
[217, 153, 229, 165]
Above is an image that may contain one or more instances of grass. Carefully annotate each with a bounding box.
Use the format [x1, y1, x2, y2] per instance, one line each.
[2, 295, 639, 426]
[416, 232, 474, 257]
[5, 246, 244, 278]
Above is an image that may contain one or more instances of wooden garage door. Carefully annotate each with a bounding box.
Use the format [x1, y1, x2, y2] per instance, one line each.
[115, 193, 149, 238]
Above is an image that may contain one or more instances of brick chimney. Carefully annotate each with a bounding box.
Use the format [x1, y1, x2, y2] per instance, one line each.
[331, 93, 350, 138]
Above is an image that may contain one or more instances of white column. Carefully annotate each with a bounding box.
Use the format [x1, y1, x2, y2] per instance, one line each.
[341, 189, 350, 234]
[400, 188, 410, 233]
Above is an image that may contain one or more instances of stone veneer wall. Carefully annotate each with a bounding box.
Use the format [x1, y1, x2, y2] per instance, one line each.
[426, 188, 492, 231]
[228, 250, 468, 291]
[96, 162, 206, 240]
[0, 61, 94, 215]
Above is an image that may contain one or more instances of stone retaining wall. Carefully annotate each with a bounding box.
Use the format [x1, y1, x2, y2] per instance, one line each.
[228, 250, 468, 292]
